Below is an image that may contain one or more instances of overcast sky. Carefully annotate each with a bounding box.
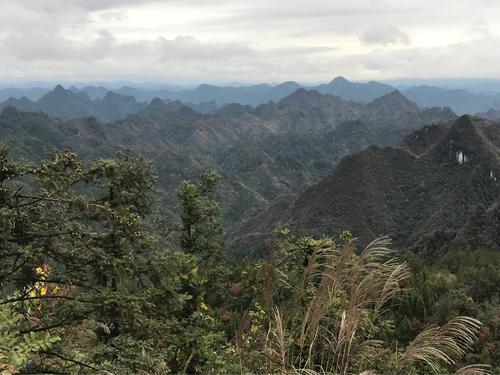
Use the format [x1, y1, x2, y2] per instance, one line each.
[1, 0, 500, 84]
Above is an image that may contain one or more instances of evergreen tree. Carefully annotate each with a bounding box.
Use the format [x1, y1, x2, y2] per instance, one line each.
[176, 170, 224, 263]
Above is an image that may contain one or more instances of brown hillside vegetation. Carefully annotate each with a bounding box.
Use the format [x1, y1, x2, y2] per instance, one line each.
[235, 115, 500, 258]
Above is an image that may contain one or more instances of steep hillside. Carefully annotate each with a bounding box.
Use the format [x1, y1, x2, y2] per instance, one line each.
[235, 116, 500, 258]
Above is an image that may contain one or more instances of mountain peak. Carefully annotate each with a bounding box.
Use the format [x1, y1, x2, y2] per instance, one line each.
[53, 84, 66, 93]
[403, 115, 498, 162]
[101, 90, 136, 104]
[455, 114, 474, 126]
[369, 90, 419, 111]
[331, 76, 349, 84]
[149, 97, 166, 107]
[216, 103, 253, 117]
[277, 88, 327, 107]
[276, 81, 301, 89]
[142, 98, 197, 122]
[314, 77, 395, 103]
[102, 90, 120, 100]
[380, 89, 406, 100]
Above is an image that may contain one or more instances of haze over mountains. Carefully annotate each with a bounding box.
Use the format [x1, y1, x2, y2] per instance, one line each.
[3, 77, 500, 121]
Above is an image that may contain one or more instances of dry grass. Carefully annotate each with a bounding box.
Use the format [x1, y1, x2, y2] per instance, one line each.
[264, 236, 489, 375]
[401, 316, 486, 373]
[453, 364, 492, 375]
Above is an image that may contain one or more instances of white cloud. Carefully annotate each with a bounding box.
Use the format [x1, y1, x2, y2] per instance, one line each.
[0, 0, 500, 82]
[343, 33, 500, 79]
[360, 26, 410, 45]
[158, 36, 256, 62]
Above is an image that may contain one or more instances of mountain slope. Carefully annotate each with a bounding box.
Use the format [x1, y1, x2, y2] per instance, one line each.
[235, 116, 500, 257]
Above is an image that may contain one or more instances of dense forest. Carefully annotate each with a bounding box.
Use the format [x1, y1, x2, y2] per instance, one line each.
[1, 144, 498, 374]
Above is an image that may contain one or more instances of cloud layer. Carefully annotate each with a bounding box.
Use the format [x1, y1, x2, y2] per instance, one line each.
[1, 0, 500, 83]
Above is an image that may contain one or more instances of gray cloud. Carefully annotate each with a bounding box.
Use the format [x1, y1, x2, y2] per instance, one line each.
[3, 0, 158, 12]
[359, 26, 410, 45]
[0, 31, 258, 63]
[343, 33, 500, 79]
[1, 30, 116, 61]
[1, 0, 500, 82]
[159, 36, 257, 62]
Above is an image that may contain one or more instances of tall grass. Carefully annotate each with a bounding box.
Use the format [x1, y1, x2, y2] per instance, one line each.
[263, 236, 489, 375]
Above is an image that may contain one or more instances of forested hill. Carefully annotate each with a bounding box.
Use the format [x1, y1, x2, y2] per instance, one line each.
[0, 89, 455, 241]
[235, 115, 500, 258]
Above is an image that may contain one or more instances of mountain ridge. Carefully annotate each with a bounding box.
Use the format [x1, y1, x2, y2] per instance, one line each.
[0, 85, 147, 122]
[232, 115, 500, 258]
[0, 88, 456, 243]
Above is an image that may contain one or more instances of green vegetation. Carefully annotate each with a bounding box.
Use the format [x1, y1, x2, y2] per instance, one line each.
[176, 170, 224, 262]
[0, 302, 60, 374]
[240, 116, 500, 258]
[1, 148, 498, 374]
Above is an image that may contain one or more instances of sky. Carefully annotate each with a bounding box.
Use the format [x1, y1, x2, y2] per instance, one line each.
[1, 0, 500, 84]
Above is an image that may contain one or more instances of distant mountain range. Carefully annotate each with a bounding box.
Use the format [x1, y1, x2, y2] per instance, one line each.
[314, 76, 395, 102]
[0, 85, 147, 122]
[403, 85, 500, 115]
[0, 87, 50, 102]
[0, 88, 455, 243]
[3, 77, 500, 119]
[234, 115, 500, 258]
